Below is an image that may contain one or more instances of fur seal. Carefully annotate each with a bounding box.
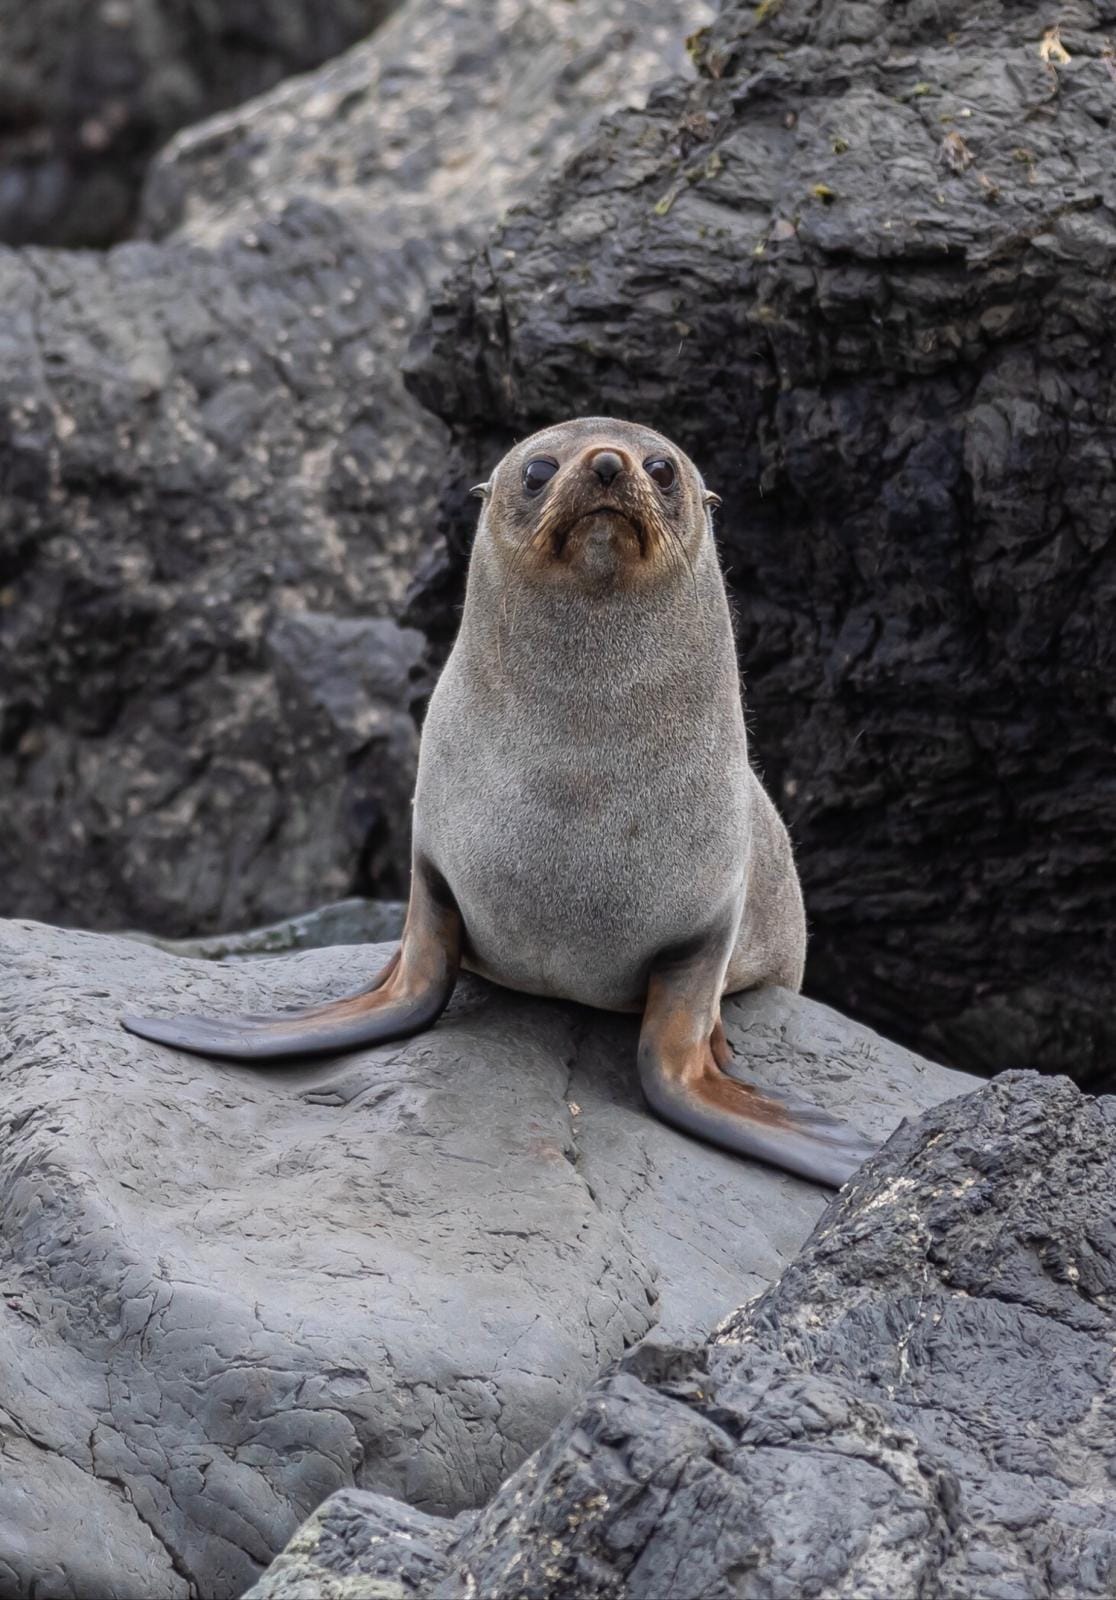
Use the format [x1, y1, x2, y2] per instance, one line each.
[123, 418, 875, 1187]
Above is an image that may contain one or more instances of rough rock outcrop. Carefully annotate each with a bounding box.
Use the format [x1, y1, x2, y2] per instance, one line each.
[133, 897, 406, 961]
[0, 0, 397, 248]
[248, 1071, 1116, 1600]
[404, 0, 1116, 1087]
[0, 916, 970, 1598]
[0, 0, 711, 940]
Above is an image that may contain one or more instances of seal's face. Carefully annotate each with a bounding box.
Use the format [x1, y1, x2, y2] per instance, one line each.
[475, 417, 718, 588]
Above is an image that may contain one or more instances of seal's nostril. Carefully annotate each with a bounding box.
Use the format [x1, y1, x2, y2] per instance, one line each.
[590, 450, 624, 485]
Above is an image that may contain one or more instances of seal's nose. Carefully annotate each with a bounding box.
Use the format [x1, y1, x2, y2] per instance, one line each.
[589, 449, 624, 485]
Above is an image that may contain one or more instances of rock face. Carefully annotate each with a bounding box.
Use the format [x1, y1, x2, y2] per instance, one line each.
[0, 0, 711, 941]
[248, 1071, 1116, 1600]
[0, 916, 970, 1599]
[404, 0, 1116, 1087]
[0, 0, 397, 248]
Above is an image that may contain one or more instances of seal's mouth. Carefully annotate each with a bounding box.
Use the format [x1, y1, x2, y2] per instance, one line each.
[554, 505, 646, 557]
[526, 461, 675, 574]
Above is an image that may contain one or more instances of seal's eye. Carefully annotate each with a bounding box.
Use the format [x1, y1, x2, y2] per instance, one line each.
[523, 458, 558, 495]
[644, 458, 676, 490]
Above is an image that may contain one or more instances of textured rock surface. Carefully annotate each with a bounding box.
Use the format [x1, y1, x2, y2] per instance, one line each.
[248, 1071, 1116, 1600]
[0, 916, 970, 1598]
[405, 0, 1116, 1087]
[0, 0, 397, 248]
[1, 0, 711, 941]
[242, 1493, 464, 1600]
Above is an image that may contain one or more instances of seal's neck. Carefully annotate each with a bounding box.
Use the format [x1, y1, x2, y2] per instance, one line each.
[454, 534, 740, 716]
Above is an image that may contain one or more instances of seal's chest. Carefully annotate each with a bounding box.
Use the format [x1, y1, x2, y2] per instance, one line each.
[440, 756, 739, 1010]
[452, 768, 664, 912]
[451, 830, 678, 1010]
[415, 660, 749, 1005]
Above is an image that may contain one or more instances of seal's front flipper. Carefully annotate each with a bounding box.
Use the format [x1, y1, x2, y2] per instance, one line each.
[121, 861, 462, 1063]
[637, 948, 878, 1189]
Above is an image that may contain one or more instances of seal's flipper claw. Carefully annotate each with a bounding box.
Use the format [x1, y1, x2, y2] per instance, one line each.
[640, 1028, 878, 1188]
[638, 950, 879, 1189]
[121, 863, 461, 1065]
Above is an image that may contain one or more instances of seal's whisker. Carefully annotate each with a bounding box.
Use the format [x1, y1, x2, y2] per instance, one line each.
[667, 519, 699, 602]
[499, 520, 548, 633]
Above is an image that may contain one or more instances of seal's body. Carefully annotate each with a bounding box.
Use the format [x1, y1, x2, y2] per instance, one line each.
[124, 419, 872, 1187]
[417, 484, 802, 1012]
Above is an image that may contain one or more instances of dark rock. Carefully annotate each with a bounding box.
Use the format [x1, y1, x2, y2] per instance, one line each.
[248, 1071, 1116, 1599]
[131, 897, 407, 961]
[245, 1492, 466, 1600]
[0, 0, 398, 248]
[403, 0, 1116, 1087]
[0, 915, 970, 1598]
[1, 0, 712, 941]
[0, 211, 429, 933]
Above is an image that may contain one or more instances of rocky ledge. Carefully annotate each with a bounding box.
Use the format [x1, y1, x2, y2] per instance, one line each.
[248, 1071, 1116, 1599]
[0, 915, 969, 1598]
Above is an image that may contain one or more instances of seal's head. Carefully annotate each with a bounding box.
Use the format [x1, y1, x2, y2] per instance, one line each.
[473, 417, 719, 589]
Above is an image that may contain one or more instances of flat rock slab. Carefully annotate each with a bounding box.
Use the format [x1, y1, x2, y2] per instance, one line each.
[249, 1072, 1116, 1600]
[0, 918, 972, 1598]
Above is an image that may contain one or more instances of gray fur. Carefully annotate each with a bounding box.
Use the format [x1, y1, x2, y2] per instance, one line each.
[413, 417, 806, 1012]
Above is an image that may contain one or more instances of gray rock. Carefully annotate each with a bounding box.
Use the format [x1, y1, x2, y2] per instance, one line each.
[140, 0, 713, 248]
[1, 0, 712, 942]
[247, 1072, 1116, 1600]
[0, 916, 970, 1597]
[0, 0, 398, 247]
[403, 0, 1116, 1088]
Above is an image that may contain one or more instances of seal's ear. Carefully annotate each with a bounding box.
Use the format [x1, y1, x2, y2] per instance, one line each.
[703, 490, 722, 509]
[470, 481, 491, 500]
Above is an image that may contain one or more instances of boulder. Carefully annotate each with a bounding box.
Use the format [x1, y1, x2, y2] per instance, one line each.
[0, 0, 398, 248]
[403, 0, 1116, 1087]
[0, 915, 971, 1598]
[0, 0, 712, 941]
[247, 1071, 1116, 1599]
[140, 0, 713, 248]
